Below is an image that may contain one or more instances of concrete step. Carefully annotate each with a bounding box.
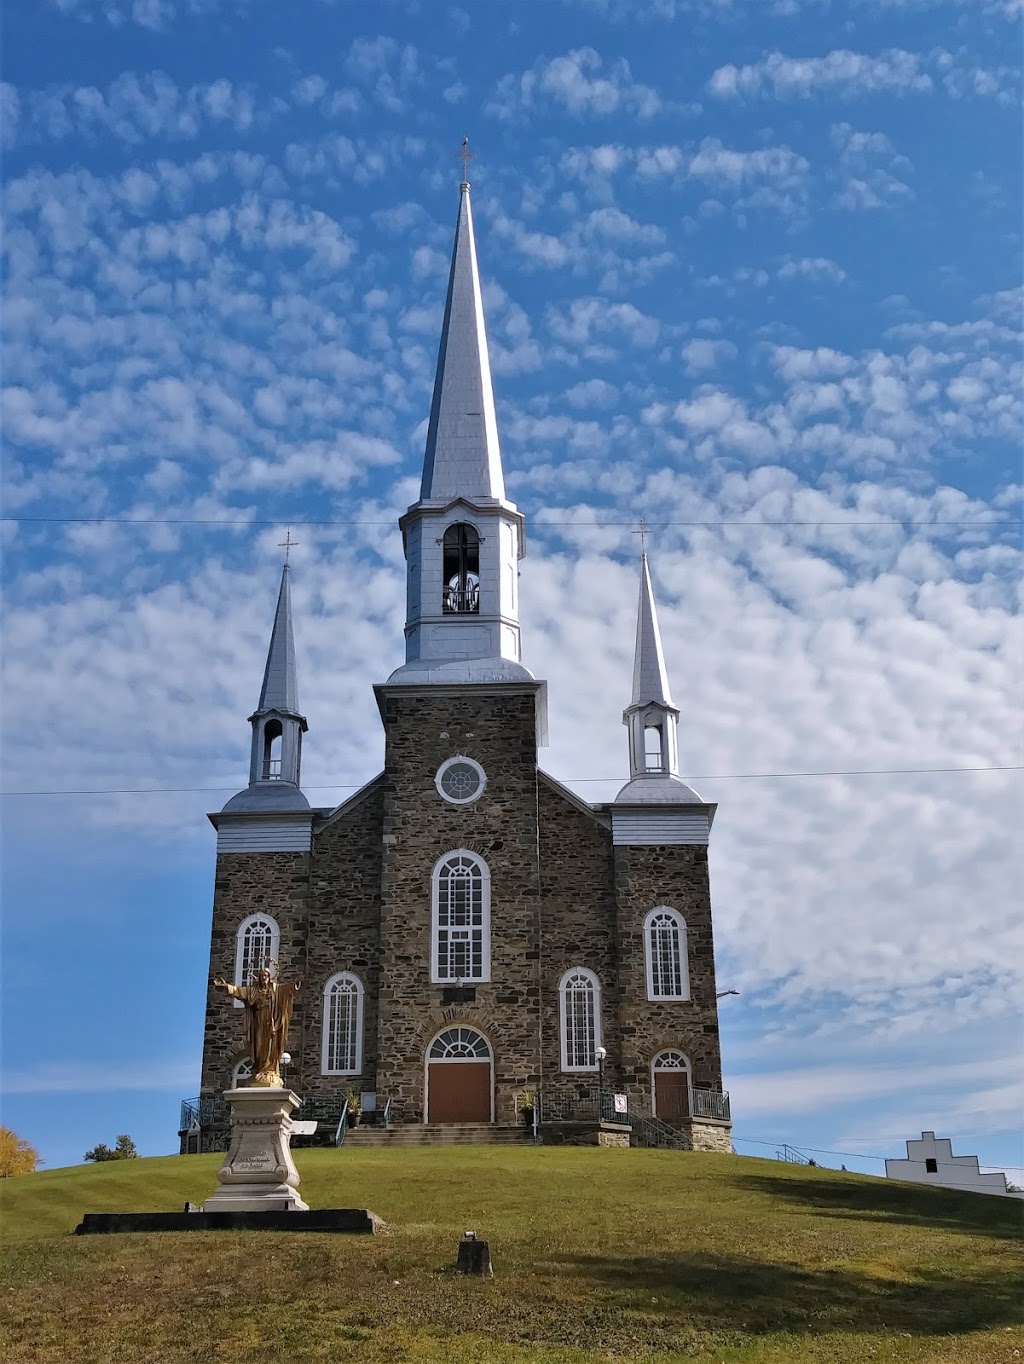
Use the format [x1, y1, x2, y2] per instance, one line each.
[343, 1123, 533, 1148]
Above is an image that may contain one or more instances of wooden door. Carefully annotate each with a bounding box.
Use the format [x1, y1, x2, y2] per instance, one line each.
[427, 1062, 491, 1123]
[654, 1071, 690, 1125]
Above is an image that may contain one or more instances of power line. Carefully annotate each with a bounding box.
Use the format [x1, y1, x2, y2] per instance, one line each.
[2, 764, 1020, 798]
[733, 1134, 1024, 1172]
[4, 514, 1021, 530]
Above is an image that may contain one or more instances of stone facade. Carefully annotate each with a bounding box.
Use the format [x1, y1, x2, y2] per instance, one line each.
[193, 683, 732, 1151]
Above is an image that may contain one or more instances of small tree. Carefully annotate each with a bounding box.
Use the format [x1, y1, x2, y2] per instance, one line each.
[84, 1134, 139, 1163]
[0, 1126, 41, 1177]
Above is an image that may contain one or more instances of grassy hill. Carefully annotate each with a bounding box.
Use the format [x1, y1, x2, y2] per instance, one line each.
[2, 1146, 1021, 1363]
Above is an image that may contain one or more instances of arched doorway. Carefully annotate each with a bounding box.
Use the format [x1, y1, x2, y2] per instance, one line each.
[652, 1050, 691, 1126]
[425, 1027, 493, 1123]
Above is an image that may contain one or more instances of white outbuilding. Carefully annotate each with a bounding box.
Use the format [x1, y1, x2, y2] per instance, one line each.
[885, 1131, 1020, 1198]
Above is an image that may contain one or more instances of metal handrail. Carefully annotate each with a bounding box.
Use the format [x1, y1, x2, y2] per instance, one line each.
[335, 1096, 350, 1147]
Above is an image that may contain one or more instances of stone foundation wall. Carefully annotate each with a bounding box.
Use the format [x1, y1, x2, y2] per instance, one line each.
[689, 1120, 734, 1153]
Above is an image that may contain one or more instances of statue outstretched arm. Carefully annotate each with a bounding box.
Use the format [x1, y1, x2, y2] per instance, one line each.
[213, 976, 244, 1000]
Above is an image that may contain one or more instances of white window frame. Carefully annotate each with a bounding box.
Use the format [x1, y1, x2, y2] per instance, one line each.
[233, 913, 280, 1007]
[321, 972, 364, 1076]
[559, 967, 602, 1072]
[435, 755, 487, 806]
[430, 850, 491, 983]
[644, 907, 690, 1001]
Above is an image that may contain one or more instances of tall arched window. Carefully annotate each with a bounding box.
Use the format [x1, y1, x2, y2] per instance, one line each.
[559, 968, 601, 1071]
[321, 973, 364, 1075]
[234, 914, 280, 1004]
[644, 907, 689, 1001]
[431, 850, 490, 983]
[442, 523, 480, 614]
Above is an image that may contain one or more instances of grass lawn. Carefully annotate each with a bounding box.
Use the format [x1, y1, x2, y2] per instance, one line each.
[1, 1146, 1021, 1363]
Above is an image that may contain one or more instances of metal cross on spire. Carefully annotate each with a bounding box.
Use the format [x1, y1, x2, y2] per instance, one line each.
[278, 528, 298, 564]
[454, 135, 476, 184]
[631, 518, 650, 555]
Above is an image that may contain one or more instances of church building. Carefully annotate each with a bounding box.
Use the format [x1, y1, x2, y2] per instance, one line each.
[185, 171, 732, 1152]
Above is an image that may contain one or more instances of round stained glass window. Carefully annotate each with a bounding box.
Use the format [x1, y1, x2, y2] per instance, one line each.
[435, 756, 486, 805]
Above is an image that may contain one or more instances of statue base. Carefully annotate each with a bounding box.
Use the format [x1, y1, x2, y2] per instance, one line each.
[203, 1087, 309, 1213]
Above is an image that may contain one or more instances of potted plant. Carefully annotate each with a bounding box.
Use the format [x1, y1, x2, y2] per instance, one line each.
[344, 1091, 362, 1128]
[518, 1089, 536, 1128]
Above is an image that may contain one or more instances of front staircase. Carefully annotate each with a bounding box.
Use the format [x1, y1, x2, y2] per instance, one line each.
[343, 1122, 533, 1148]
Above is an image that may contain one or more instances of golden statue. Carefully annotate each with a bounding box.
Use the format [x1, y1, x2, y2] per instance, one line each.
[213, 961, 302, 1087]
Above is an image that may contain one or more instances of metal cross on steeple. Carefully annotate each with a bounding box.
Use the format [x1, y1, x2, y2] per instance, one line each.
[278, 528, 298, 564]
[454, 135, 476, 184]
[631, 518, 650, 555]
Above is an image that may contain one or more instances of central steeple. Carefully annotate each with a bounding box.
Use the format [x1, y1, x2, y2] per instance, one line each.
[420, 177, 505, 504]
[389, 155, 532, 685]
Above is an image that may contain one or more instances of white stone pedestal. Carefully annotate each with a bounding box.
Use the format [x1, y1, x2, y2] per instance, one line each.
[203, 1087, 309, 1213]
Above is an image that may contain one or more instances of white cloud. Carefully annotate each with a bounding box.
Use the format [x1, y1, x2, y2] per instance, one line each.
[683, 338, 737, 373]
[709, 48, 933, 100]
[776, 256, 847, 283]
[491, 48, 660, 121]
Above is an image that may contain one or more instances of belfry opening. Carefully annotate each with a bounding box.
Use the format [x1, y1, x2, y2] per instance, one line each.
[442, 523, 480, 614]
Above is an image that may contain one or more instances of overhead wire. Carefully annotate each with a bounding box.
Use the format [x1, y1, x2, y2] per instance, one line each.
[2, 764, 1020, 797]
[4, 513, 1021, 529]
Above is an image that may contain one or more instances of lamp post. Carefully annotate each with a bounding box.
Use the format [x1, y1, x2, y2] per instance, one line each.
[596, 1046, 607, 1122]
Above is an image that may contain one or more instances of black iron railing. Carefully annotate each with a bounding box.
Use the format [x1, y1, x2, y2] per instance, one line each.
[536, 1088, 730, 1148]
[692, 1088, 731, 1121]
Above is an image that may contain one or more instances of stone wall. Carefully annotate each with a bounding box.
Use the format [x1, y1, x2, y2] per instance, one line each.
[375, 686, 543, 1123]
[612, 843, 728, 1115]
[536, 777, 620, 1105]
[199, 849, 311, 1098]
[301, 779, 385, 1101]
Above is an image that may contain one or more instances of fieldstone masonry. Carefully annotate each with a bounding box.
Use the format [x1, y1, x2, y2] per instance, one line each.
[193, 680, 731, 1152]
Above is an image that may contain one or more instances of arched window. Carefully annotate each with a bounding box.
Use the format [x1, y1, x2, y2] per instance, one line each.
[431, 850, 490, 983]
[322, 973, 364, 1076]
[442, 523, 480, 614]
[429, 1027, 491, 1059]
[234, 914, 280, 1006]
[644, 907, 689, 1001]
[261, 719, 283, 779]
[559, 968, 601, 1071]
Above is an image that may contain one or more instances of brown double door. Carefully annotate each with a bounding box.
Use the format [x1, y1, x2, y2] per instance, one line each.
[654, 1071, 690, 1126]
[427, 1061, 491, 1123]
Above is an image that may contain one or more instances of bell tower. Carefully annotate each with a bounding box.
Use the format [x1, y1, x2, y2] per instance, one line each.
[389, 170, 531, 685]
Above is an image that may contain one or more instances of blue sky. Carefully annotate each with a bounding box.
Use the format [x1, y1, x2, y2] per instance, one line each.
[1, 0, 1021, 1183]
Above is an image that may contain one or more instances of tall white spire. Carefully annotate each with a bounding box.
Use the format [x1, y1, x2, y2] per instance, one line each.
[389, 154, 532, 685]
[420, 179, 505, 503]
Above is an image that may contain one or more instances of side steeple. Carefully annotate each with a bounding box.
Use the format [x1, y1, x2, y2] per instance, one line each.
[616, 551, 704, 807]
[221, 563, 310, 813]
[389, 151, 532, 685]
